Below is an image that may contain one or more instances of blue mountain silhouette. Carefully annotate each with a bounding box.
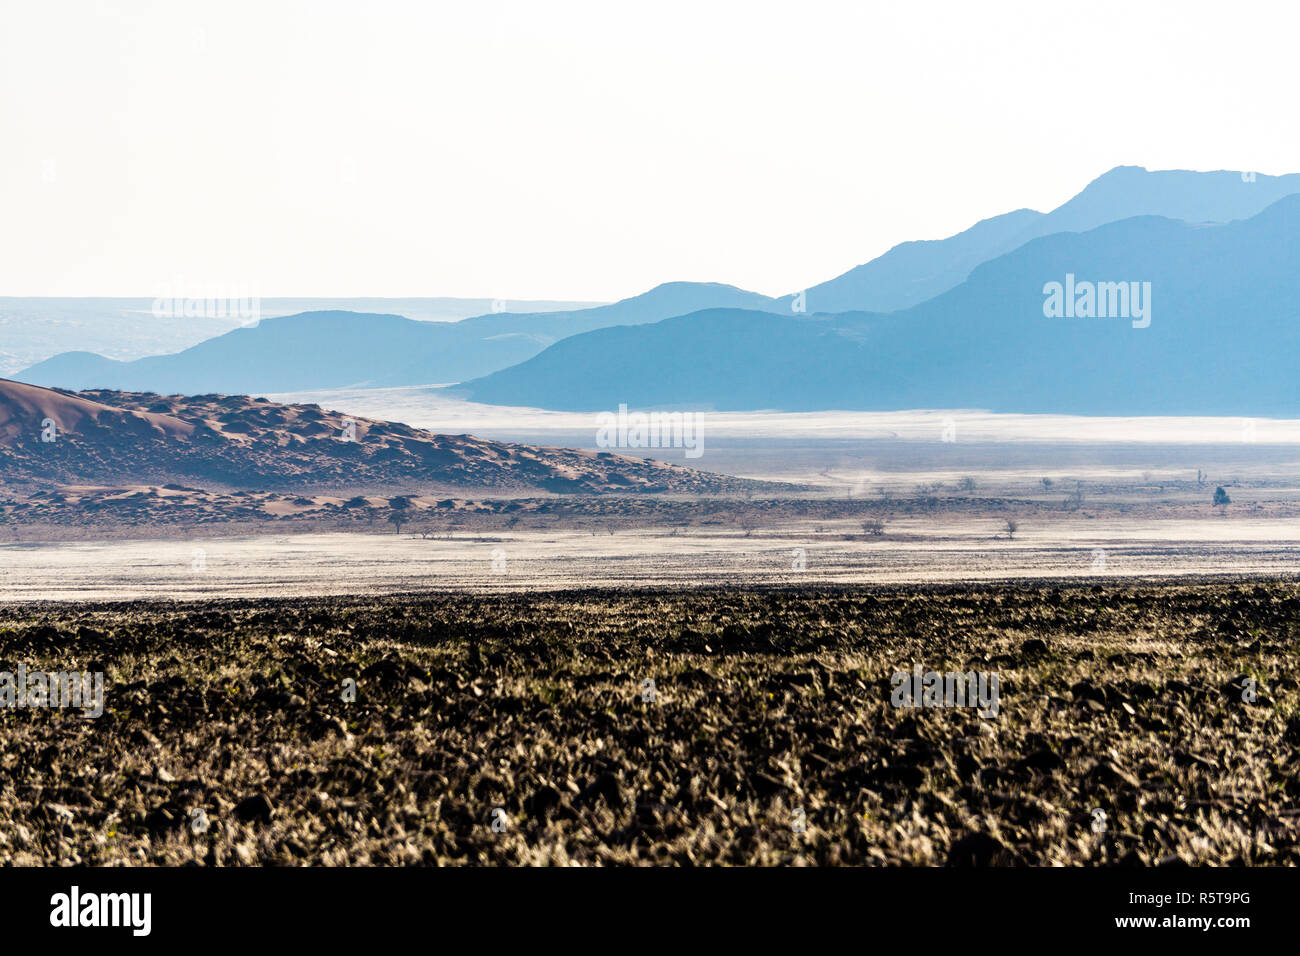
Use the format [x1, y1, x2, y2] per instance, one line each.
[784, 166, 1300, 313]
[458, 195, 1300, 416]
[16, 282, 776, 394]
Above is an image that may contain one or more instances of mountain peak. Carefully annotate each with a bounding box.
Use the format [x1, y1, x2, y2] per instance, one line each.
[635, 281, 775, 305]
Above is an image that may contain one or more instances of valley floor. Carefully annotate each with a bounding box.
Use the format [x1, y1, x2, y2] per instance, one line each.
[2, 516, 1298, 601]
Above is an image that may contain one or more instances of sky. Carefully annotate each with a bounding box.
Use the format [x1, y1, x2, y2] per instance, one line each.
[2, 0, 1297, 301]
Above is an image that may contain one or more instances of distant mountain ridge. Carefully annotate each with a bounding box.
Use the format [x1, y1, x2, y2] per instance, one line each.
[0, 296, 602, 377]
[16, 283, 777, 395]
[450, 308, 878, 411]
[15, 166, 1298, 411]
[456, 194, 1300, 416]
[785, 166, 1300, 314]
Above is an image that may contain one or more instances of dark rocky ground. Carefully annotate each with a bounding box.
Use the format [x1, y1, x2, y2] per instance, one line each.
[0, 582, 1296, 865]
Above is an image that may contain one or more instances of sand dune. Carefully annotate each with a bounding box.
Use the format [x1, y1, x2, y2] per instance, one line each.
[0, 380, 768, 498]
[0, 378, 193, 445]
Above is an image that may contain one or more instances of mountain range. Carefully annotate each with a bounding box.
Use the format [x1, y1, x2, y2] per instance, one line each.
[13, 166, 1299, 416]
[0, 296, 601, 378]
[16, 283, 773, 394]
[457, 195, 1300, 416]
[781, 165, 1300, 314]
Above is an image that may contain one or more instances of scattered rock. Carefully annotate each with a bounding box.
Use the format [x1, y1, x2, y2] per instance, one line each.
[233, 794, 275, 823]
[947, 832, 1018, 867]
[577, 772, 625, 809]
[1014, 749, 1064, 774]
[1086, 759, 1138, 790]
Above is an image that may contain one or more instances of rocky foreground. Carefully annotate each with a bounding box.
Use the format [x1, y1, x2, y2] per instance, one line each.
[0, 582, 1296, 865]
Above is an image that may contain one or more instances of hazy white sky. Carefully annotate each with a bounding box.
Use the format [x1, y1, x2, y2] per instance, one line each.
[2, 0, 1297, 300]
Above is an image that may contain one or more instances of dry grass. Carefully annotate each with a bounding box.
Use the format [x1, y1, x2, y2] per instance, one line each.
[0, 582, 1297, 865]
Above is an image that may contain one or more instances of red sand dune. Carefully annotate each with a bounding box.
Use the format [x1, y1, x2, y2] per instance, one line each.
[0, 378, 194, 446]
[0, 381, 770, 496]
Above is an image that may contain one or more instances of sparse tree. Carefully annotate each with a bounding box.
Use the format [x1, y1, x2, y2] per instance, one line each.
[861, 517, 886, 537]
[958, 476, 977, 493]
[387, 495, 413, 534]
[1041, 477, 1054, 491]
[1063, 480, 1084, 511]
[1213, 486, 1231, 509]
[1004, 518, 1018, 540]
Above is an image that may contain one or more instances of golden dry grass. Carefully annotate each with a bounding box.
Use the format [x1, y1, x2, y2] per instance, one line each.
[0, 582, 1296, 865]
